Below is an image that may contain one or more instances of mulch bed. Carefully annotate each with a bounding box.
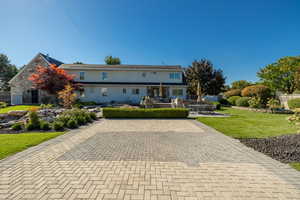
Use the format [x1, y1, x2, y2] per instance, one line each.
[239, 134, 300, 163]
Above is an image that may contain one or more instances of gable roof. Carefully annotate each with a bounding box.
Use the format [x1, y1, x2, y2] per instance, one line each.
[9, 53, 64, 84]
[60, 64, 182, 71]
[39, 53, 64, 66]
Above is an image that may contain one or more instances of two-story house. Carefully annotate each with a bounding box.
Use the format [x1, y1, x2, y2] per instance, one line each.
[60, 64, 187, 104]
[9, 53, 187, 105]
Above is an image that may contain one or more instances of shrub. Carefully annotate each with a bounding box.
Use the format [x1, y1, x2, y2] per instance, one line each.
[224, 89, 241, 98]
[89, 112, 97, 120]
[103, 108, 189, 118]
[57, 108, 95, 127]
[288, 98, 300, 109]
[56, 115, 71, 126]
[241, 85, 271, 103]
[227, 96, 241, 106]
[76, 115, 87, 125]
[25, 123, 36, 131]
[236, 97, 250, 107]
[53, 121, 64, 131]
[11, 122, 23, 131]
[0, 102, 7, 108]
[40, 104, 54, 109]
[26, 111, 40, 130]
[212, 102, 221, 110]
[267, 98, 281, 110]
[67, 119, 78, 129]
[84, 115, 92, 123]
[219, 98, 230, 105]
[40, 121, 51, 131]
[248, 97, 263, 108]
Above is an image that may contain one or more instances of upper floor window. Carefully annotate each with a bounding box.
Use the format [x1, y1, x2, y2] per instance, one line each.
[101, 72, 108, 80]
[169, 72, 180, 80]
[123, 88, 127, 94]
[79, 72, 85, 80]
[142, 72, 147, 77]
[132, 88, 140, 95]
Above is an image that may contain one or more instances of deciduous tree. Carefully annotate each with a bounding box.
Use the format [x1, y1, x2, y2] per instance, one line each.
[185, 59, 226, 97]
[29, 64, 76, 95]
[231, 80, 252, 90]
[104, 56, 121, 65]
[58, 84, 77, 108]
[257, 56, 300, 94]
[0, 54, 18, 91]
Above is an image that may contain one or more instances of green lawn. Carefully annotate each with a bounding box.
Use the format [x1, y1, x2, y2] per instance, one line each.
[290, 163, 300, 171]
[0, 132, 65, 160]
[0, 105, 40, 114]
[197, 107, 298, 138]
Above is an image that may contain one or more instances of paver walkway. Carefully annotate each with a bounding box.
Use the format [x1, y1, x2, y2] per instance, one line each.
[1, 119, 300, 200]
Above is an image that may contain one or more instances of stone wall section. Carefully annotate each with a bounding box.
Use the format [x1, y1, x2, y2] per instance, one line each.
[9, 54, 53, 104]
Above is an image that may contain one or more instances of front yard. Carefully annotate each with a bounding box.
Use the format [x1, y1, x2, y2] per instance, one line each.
[0, 132, 65, 160]
[197, 107, 298, 139]
[198, 107, 300, 171]
[0, 105, 40, 114]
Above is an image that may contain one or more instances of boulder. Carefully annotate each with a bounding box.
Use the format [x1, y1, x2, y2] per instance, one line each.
[0, 120, 17, 128]
[7, 110, 28, 117]
[0, 114, 9, 120]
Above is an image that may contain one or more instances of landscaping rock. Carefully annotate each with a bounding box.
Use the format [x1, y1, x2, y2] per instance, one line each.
[0, 114, 8, 120]
[0, 120, 17, 128]
[240, 134, 300, 163]
[7, 110, 28, 117]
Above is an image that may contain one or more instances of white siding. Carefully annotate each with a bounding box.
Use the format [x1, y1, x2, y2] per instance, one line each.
[77, 86, 147, 104]
[77, 85, 186, 104]
[68, 70, 183, 83]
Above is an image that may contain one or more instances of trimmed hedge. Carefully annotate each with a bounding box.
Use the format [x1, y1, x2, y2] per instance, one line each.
[288, 98, 300, 109]
[102, 108, 189, 118]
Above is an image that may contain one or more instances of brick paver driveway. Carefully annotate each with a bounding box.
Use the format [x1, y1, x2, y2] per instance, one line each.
[1, 119, 300, 200]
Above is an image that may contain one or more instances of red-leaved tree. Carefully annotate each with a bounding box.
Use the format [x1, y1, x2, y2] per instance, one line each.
[29, 64, 77, 95]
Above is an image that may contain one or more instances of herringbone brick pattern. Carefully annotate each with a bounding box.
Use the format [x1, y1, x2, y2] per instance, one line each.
[0, 119, 300, 199]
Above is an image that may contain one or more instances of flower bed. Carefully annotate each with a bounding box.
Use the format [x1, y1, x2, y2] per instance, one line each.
[102, 108, 189, 118]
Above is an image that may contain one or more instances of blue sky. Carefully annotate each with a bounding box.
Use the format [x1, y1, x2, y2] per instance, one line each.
[1, 0, 300, 84]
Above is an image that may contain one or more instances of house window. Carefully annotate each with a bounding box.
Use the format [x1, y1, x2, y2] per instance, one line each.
[123, 88, 127, 94]
[172, 89, 183, 96]
[79, 89, 85, 97]
[90, 87, 94, 93]
[152, 72, 157, 75]
[79, 72, 85, 80]
[142, 72, 146, 77]
[101, 88, 108, 96]
[169, 72, 180, 80]
[132, 88, 140, 95]
[101, 72, 108, 80]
